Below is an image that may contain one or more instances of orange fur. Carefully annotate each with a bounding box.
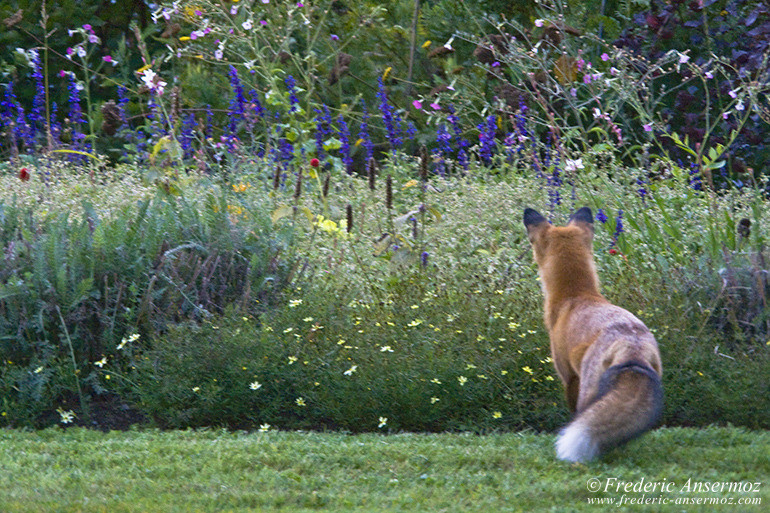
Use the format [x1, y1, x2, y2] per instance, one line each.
[524, 207, 663, 462]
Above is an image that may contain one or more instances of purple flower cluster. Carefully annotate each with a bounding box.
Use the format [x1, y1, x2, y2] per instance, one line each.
[1, 82, 26, 155]
[29, 51, 46, 146]
[611, 209, 624, 247]
[314, 104, 333, 161]
[180, 113, 197, 159]
[446, 104, 469, 170]
[285, 75, 300, 113]
[376, 77, 402, 153]
[337, 115, 353, 173]
[67, 74, 86, 154]
[477, 114, 497, 165]
[358, 99, 374, 163]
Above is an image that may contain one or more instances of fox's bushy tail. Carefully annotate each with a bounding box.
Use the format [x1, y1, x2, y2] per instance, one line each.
[555, 362, 663, 463]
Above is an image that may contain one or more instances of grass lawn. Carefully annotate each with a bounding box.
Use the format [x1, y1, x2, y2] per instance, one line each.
[0, 426, 767, 512]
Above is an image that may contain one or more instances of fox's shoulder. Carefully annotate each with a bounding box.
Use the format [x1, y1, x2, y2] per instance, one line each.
[558, 297, 648, 334]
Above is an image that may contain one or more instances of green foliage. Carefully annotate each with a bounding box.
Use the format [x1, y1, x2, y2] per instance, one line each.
[0, 169, 292, 427]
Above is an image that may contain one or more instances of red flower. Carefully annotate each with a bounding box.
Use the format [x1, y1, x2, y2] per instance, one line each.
[18, 167, 30, 182]
[609, 248, 618, 255]
[310, 158, 320, 168]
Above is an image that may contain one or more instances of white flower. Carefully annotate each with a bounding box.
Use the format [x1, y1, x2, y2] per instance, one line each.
[380, 345, 394, 353]
[214, 49, 223, 60]
[678, 52, 690, 64]
[141, 69, 167, 95]
[736, 99, 744, 111]
[76, 46, 86, 58]
[250, 381, 262, 390]
[259, 423, 271, 432]
[242, 19, 253, 30]
[57, 408, 76, 424]
[94, 357, 107, 368]
[378, 417, 388, 428]
[564, 159, 584, 172]
[343, 365, 357, 376]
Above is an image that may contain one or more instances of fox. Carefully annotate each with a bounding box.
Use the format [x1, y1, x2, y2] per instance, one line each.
[523, 206, 663, 463]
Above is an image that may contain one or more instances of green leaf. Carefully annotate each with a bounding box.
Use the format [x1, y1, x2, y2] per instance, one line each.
[323, 137, 342, 151]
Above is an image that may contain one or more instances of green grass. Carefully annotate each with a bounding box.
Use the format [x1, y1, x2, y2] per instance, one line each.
[0, 427, 767, 512]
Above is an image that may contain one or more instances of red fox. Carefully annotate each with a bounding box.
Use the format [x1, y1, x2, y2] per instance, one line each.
[523, 207, 663, 462]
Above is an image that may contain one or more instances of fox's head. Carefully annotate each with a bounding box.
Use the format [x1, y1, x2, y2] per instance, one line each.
[523, 206, 595, 270]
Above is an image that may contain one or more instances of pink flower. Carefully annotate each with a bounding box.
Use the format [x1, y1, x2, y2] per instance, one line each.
[535, 19, 544, 27]
[601, 53, 609, 61]
[102, 55, 112, 63]
[412, 100, 422, 109]
[643, 123, 653, 132]
[430, 103, 440, 110]
[82, 24, 92, 31]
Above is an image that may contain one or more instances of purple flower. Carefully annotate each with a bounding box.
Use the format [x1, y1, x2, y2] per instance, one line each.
[337, 115, 353, 173]
[596, 209, 608, 223]
[285, 75, 300, 113]
[611, 209, 624, 247]
[358, 99, 374, 163]
[67, 74, 87, 157]
[180, 112, 197, 159]
[377, 77, 402, 153]
[314, 104, 333, 160]
[28, 51, 47, 147]
[477, 114, 496, 165]
[447, 104, 469, 170]
[228, 66, 246, 149]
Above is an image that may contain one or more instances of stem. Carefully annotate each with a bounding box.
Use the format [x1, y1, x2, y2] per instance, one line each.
[56, 306, 88, 421]
[406, 0, 421, 96]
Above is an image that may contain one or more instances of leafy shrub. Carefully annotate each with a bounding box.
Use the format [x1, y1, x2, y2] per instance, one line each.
[0, 168, 293, 427]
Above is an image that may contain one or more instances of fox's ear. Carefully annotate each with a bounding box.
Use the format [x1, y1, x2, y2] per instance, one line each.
[523, 208, 548, 229]
[523, 208, 549, 241]
[567, 207, 593, 226]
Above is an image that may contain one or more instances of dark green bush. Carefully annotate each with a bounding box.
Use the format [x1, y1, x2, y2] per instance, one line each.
[0, 185, 292, 427]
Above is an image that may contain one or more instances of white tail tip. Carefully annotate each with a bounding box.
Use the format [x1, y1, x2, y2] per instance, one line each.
[556, 423, 599, 463]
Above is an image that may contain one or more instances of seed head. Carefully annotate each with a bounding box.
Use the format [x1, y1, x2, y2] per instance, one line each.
[367, 158, 377, 191]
